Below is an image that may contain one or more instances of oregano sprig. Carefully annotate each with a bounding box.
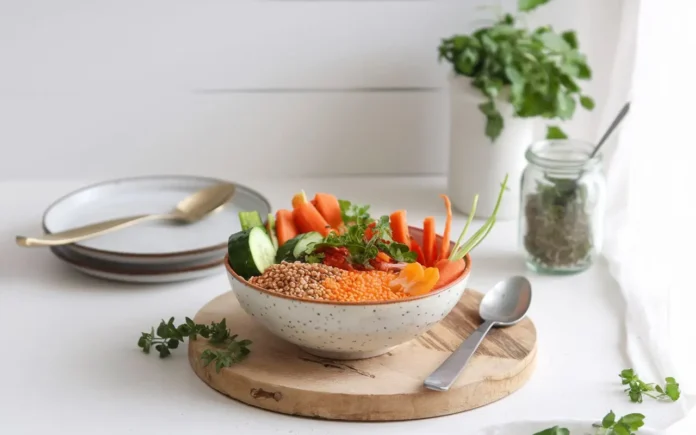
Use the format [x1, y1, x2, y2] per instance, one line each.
[137, 317, 252, 373]
[437, 0, 594, 142]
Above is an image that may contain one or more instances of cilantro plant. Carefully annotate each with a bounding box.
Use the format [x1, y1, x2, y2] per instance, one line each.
[437, 0, 594, 142]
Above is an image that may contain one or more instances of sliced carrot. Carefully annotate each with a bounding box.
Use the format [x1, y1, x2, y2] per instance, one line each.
[439, 194, 453, 260]
[389, 210, 410, 245]
[423, 216, 436, 267]
[410, 239, 426, 265]
[292, 190, 309, 209]
[292, 191, 332, 236]
[275, 209, 298, 246]
[314, 193, 343, 230]
[434, 258, 466, 289]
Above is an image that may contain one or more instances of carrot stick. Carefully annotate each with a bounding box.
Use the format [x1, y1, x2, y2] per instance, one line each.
[389, 210, 410, 245]
[292, 191, 332, 236]
[434, 258, 466, 289]
[275, 209, 298, 246]
[314, 193, 343, 230]
[423, 216, 436, 267]
[376, 252, 392, 263]
[410, 239, 426, 265]
[439, 194, 453, 260]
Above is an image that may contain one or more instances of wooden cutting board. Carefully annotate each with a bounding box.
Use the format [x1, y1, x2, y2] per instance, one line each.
[188, 289, 537, 421]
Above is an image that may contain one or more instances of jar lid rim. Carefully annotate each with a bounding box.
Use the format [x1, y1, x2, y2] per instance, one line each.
[525, 139, 602, 170]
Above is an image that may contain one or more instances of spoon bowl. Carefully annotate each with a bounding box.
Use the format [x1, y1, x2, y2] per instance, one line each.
[480, 276, 532, 325]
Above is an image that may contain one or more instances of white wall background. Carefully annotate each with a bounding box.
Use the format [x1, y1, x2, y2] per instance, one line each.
[0, 0, 625, 180]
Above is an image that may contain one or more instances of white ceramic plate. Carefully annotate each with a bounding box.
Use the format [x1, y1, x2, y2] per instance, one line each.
[474, 420, 661, 435]
[42, 175, 271, 262]
[50, 246, 224, 284]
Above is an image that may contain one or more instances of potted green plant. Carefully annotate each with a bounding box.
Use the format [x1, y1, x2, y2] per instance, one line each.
[438, 0, 595, 220]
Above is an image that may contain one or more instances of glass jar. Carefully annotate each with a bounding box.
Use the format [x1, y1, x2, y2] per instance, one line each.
[518, 139, 606, 274]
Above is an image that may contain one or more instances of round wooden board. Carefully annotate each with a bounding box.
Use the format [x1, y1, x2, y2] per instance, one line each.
[188, 289, 537, 421]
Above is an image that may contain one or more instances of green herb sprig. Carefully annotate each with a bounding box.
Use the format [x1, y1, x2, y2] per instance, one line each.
[307, 200, 417, 267]
[534, 411, 645, 435]
[437, 0, 594, 141]
[620, 369, 681, 403]
[138, 317, 252, 373]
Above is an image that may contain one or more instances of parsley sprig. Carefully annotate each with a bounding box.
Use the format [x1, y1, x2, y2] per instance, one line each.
[619, 369, 680, 403]
[138, 317, 252, 373]
[437, 0, 594, 142]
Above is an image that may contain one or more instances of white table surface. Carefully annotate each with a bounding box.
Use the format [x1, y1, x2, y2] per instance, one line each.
[0, 176, 687, 434]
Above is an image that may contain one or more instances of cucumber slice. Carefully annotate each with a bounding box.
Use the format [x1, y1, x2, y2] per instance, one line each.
[275, 231, 323, 263]
[293, 232, 323, 258]
[239, 211, 264, 231]
[228, 226, 277, 280]
[266, 213, 279, 250]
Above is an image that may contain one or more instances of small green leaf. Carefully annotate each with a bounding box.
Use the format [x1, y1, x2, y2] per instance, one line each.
[484, 111, 504, 142]
[556, 93, 576, 119]
[538, 32, 572, 52]
[518, 0, 551, 12]
[655, 385, 664, 393]
[602, 410, 616, 428]
[532, 427, 569, 435]
[629, 389, 642, 403]
[577, 62, 592, 79]
[618, 413, 645, 430]
[665, 382, 681, 401]
[156, 320, 169, 338]
[580, 95, 595, 110]
[156, 344, 171, 358]
[613, 424, 631, 435]
[546, 126, 568, 139]
[561, 31, 578, 49]
[167, 339, 179, 349]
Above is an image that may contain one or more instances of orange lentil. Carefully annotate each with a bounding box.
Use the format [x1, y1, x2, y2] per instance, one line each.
[321, 270, 409, 302]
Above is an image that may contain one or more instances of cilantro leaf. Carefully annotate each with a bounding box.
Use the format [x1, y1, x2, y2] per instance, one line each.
[518, 0, 551, 12]
[338, 199, 372, 226]
[532, 427, 569, 435]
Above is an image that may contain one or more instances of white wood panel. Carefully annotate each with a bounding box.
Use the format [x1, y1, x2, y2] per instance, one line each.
[0, 0, 620, 92]
[0, 91, 448, 179]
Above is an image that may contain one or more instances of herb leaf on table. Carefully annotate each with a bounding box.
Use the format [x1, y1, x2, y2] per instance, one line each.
[595, 410, 645, 435]
[533, 426, 569, 435]
[620, 369, 681, 403]
[138, 317, 252, 372]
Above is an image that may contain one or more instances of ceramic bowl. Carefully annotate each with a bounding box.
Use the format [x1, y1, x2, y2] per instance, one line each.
[225, 227, 471, 360]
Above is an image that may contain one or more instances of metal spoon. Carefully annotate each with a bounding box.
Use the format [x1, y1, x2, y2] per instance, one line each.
[16, 182, 237, 247]
[423, 276, 532, 392]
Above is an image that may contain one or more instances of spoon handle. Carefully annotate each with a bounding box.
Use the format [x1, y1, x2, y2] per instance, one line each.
[15, 213, 170, 247]
[423, 319, 496, 392]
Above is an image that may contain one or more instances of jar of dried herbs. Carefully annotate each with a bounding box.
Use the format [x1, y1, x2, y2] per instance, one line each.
[519, 139, 606, 274]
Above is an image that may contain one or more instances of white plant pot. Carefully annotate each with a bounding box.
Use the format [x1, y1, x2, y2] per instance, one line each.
[446, 75, 536, 220]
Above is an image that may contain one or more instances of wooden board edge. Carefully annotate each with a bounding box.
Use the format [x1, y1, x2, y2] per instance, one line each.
[187, 339, 538, 421]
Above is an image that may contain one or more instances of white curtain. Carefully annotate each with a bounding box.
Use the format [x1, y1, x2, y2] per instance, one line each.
[603, 0, 696, 431]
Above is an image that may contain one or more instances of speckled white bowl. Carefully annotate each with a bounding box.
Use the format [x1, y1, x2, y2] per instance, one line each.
[225, 227, 471, 360]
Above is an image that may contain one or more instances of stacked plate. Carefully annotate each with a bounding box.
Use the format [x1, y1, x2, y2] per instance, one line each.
[40, 175, 271, 283]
